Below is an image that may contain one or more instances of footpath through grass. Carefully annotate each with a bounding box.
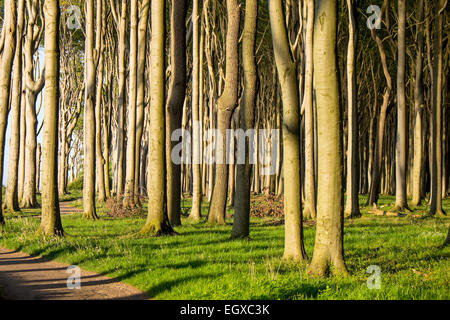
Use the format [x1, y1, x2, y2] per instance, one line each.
[0, 194, 449, 300]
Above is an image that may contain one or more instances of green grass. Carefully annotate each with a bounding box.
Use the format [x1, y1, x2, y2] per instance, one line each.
[0, 194, 449, 300]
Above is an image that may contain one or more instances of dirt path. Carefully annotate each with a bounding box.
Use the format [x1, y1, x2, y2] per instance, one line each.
[59, 201, 83, 215]
[0, 201, 149, 300]
[0, 247, 149, 300]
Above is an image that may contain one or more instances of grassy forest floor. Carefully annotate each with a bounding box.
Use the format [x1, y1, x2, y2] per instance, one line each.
[0, 185, 449, 300]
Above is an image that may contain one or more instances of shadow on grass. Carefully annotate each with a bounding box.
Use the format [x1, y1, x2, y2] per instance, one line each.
[251, 282, 327, 300]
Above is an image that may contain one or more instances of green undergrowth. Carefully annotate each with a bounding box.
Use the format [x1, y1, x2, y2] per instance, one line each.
[0, 194, 448, 300]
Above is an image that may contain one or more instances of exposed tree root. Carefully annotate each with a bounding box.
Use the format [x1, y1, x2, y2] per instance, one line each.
[138, 221, 176, 237]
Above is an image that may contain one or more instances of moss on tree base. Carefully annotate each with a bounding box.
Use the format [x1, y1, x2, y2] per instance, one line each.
[83, 210, 99, 220]
[138, 221, 176, 237]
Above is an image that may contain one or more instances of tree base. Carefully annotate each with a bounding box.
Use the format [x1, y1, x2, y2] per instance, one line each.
[230, 233, 251, 241]
[427, 208, 447, 217]
[307, 257, 348, 277]
[282, 252, 308, 265]
[2, 204, 21, 213]
[37, 225, 64, 237]
[344, 209, 362, 219]
[390, 204, 412, 213]
[20, 200, 40, 209]
[138, 221, 176, 237]
[82, 210, 99, 220]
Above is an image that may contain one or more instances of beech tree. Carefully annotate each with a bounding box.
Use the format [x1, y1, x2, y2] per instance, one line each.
[307, 0, 347, 276]
[83, 0, 99, 220]
[231, 0, 258, 239]
[139, 0, 174, 236]
[207, 0, 240, 225]
[21, 0, 45, 209]
[269, 0, 307, 262]
[0, 0, 17, 225]
[166, 0, 187, 226]
[38, 0, 63, 236]
[3, 0, 25, 212]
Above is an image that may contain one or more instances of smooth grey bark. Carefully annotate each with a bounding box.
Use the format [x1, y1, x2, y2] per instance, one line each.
[135, 0, 150, 200]
[207, 0, 240, 225]
[38, 0, 63, 236]
[307, 0, 348, 276]
[110, 0, 127, 195]
[124, 0, 139, 208]
[302, 0, 316, 220]
[166, 0, 187, 226]
[0, 0, 17, 225]
[269, 0, 307, 262]
[393, 0, 409, 211]
[21, 0, 45, 209]
[344, 0, 361, 218]
[429, 0, 446, 217]
[139, 0, 174, 236]
[411, 0, 425, 206]
[190, 0, 202, 221]
[231, 0, 258, 239]
[83, 0, 98, 220]
[4, 0, 25, 212]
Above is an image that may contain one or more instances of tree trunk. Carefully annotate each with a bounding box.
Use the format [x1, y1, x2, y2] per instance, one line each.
[190, 0, 202, 221]
[135, 0, 150, 200]
[166, 0, 187, 226]
[139, 0, 174, 236]
[124, 0, 138, 208]
[36, 143, 41, 191]
[4, 0, 25, 212]
[38, 0, 64, 236]
[83, 0, 98, 220]
[269, 0, 307, 262]
[393, 0, 409, 211]
[113, 0, 127, 196]
[208, 0, 240, 225]
[429, 0, 446, 216]
[302, 0, 316, 220]
[18, 94, 26, 202]
[411, 0, 424, 206]
[344, 0, 361, 218]
[0, 0, 17, 225]
[307, 0, 348, 276]
[231, 0, 257, 239]
[21, 0, 45, 209]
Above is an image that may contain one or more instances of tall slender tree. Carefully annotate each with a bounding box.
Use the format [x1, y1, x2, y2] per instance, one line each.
[208, 0, 240, 225]
[269, 0, 307, 262]
[429, 0, 446, 217]
[302, 0, 316, 220]
[190, 0, 202, 221]
[231, 0, 258, 239]
[135, 0, 150, 201]
[0, 0, 17, 225]
[110, 0, 127, 195]
[38, 0, 64, 236]
[411, 0, 425, 206]
[124, 0, 139, 208]
[344, 0, 361, 218]
[21, 0, 45, 209]
[307, 0, 348, 276]
[139, 0, 174, 236]
[166, 0, 187, 226]
[83, 0, 99, 220]
[4, 0, 26, 212]
[393, 0, 409, 212]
